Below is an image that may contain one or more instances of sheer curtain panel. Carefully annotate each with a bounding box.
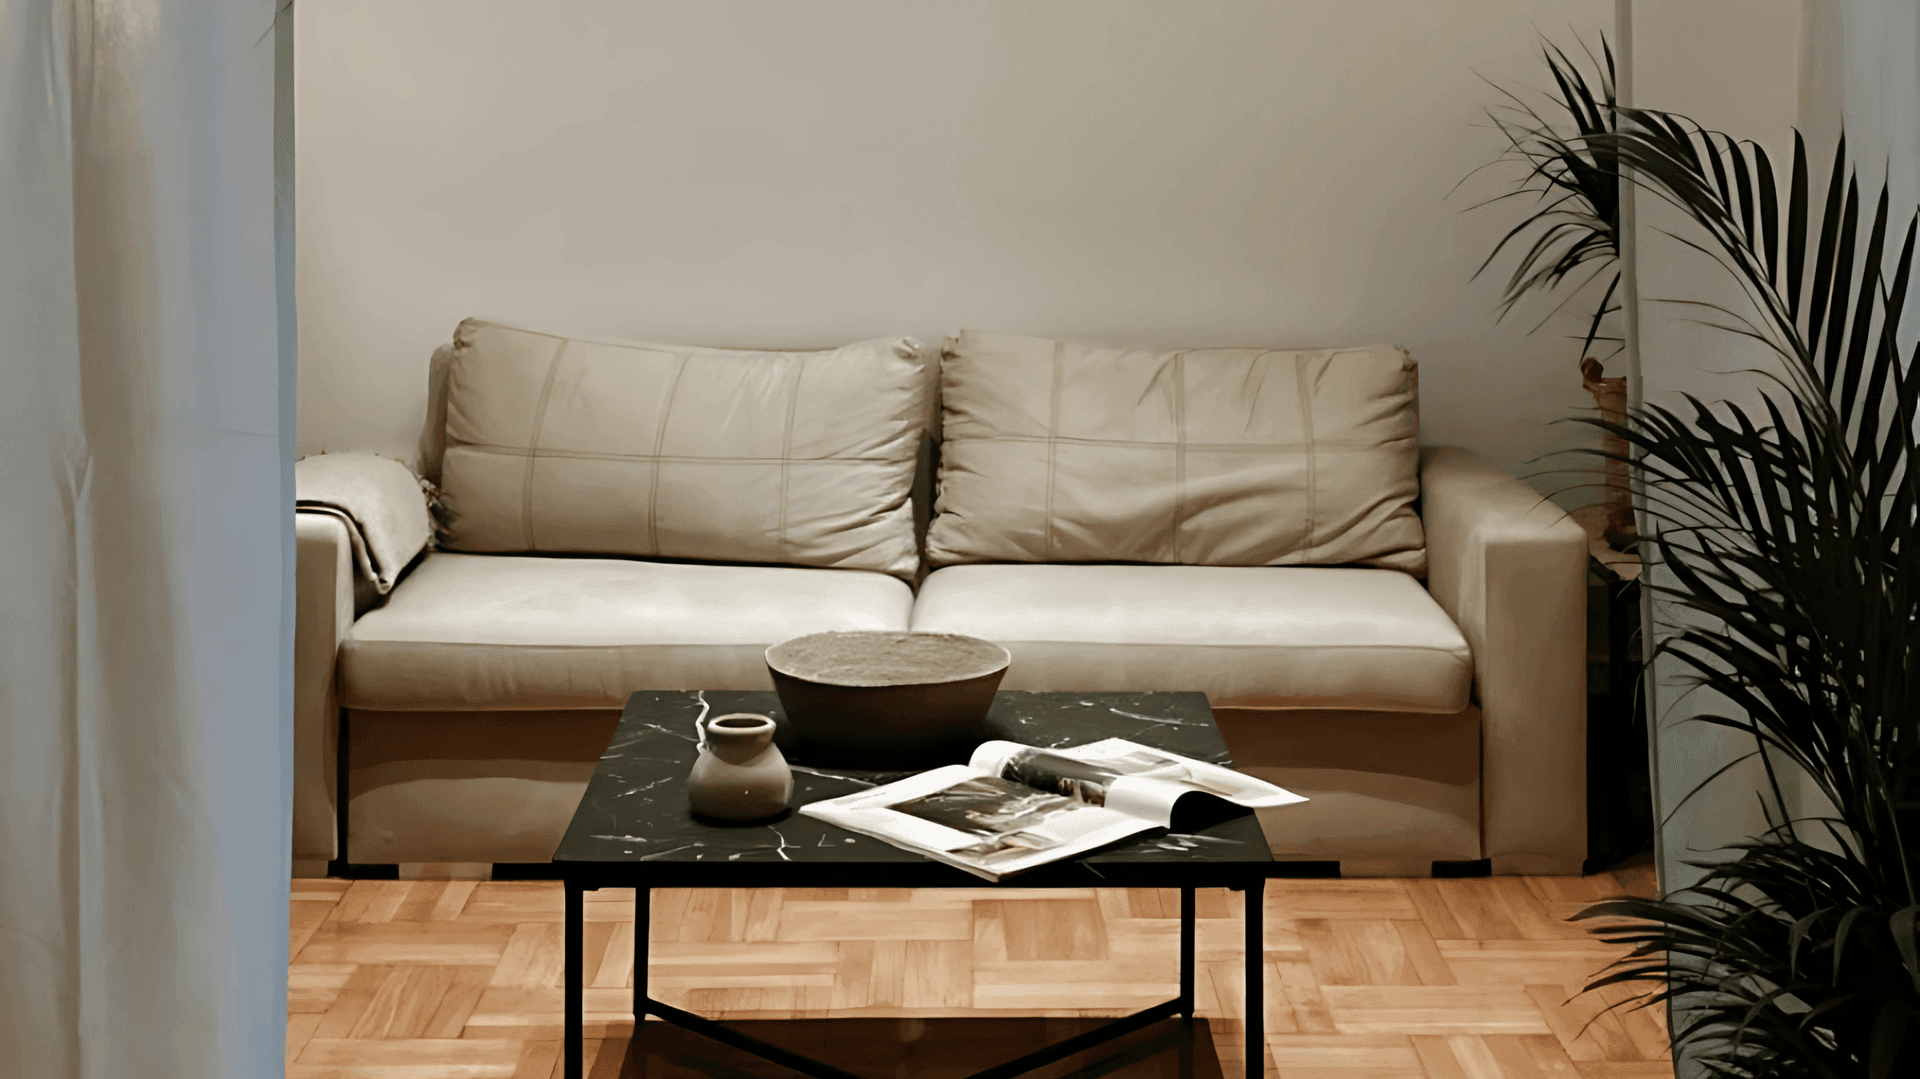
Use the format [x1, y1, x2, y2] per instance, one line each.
[0, 1, 293, 1076]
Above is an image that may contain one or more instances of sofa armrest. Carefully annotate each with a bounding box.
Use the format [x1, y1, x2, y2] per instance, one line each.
[1421, 446, 1588, 874]
[293, 512, 356, 871]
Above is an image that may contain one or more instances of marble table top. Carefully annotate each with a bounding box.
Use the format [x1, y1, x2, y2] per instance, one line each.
[553, 691, 1272, 887]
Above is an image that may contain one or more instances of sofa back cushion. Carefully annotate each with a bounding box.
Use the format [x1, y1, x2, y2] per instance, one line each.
[436, 318, 928, 579]
[926, 330, 1426, 574]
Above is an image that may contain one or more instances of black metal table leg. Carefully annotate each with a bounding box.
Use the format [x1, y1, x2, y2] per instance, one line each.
[565, 877, 584, 1079]
[335, 707, 349, 868]
[1179, 886, 1196, 1017]
[1244, 879, 1264, 1078]
[635, 884, 650, 1030]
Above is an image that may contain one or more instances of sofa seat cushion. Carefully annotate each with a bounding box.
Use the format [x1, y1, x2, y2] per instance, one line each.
[908, 564, 1471, 712]
[340, 553, 913, 710]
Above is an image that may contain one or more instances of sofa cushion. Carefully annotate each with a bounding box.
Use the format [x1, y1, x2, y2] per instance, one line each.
[436, 318, 929, 579]
[908, 564, 1471, 711]
[927, 330, 1426, 574]
[339, 553, 914, 710]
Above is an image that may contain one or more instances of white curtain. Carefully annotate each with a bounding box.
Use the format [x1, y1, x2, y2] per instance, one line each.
[1839, 1, 1920, 356]
[0, 2, 292, 1076]
[1627, 0, 1920, 900]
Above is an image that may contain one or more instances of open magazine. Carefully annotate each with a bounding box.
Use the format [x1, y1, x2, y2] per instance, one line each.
[798, 738, 1307, 882]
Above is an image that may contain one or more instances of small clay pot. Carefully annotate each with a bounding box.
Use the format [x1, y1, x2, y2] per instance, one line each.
[766, 631, 1011, 767]
[686, 713, 793, 821]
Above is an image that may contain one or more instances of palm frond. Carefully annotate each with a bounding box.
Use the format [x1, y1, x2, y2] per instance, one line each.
[1471, 34, 1620, 362]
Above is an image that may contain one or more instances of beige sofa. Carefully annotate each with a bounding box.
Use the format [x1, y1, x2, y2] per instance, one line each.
[293, 321, 1587, 878]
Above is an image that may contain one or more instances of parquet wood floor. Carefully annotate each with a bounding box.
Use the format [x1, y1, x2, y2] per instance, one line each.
[287, 865, 1669, 1078]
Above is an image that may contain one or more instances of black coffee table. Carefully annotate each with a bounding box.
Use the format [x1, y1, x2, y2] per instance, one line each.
[553, 690, 1273, 1079]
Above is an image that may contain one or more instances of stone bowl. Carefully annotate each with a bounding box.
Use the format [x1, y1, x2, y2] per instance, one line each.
[765, 631, 1012, 767]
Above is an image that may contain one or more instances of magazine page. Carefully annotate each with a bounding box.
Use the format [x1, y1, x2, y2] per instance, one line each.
[797, 764, 1156, 882]
[968, 738, 1308, 827]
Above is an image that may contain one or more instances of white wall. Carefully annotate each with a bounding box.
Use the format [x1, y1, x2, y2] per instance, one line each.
[296, 0, 1622, 500]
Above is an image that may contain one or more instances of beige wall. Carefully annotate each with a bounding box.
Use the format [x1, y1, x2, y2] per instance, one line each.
[296, 0, 1622, 501]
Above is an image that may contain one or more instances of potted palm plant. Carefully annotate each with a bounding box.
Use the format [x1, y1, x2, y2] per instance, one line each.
[1478, 37, 1920, 1079]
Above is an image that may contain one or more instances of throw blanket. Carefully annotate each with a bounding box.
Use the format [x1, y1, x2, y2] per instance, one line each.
[295, 453, 434, 593]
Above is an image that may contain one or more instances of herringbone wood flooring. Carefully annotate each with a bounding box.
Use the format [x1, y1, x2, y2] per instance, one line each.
[287, 865, 1669, 1078]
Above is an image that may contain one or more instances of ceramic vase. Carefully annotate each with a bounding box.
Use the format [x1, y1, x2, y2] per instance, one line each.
[686, 713, 793, 821]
